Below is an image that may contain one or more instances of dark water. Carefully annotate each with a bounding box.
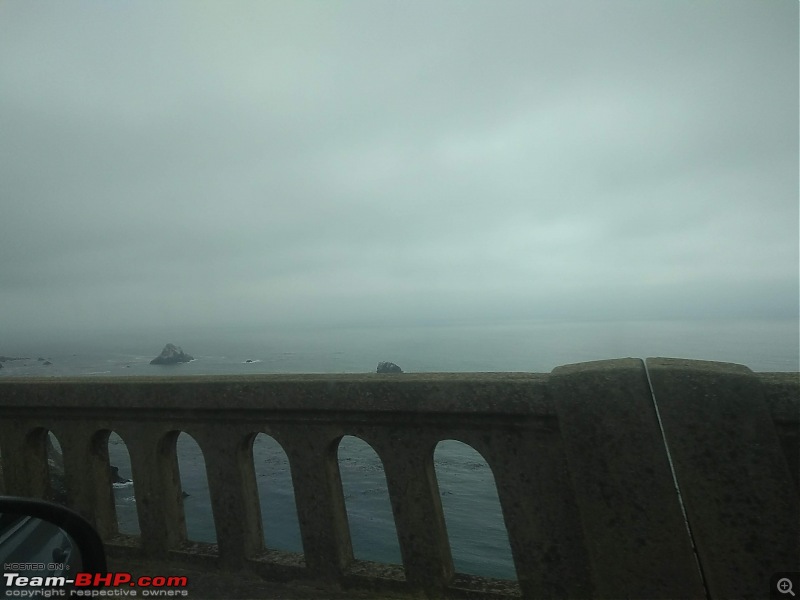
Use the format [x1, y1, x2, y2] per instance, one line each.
[8, 317, 798, 580]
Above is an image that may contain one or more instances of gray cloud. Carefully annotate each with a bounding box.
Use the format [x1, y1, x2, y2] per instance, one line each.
[1, 0, 797, 347]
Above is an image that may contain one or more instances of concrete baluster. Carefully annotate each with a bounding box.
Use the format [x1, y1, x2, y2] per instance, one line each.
[192, 428, 264, 566]
[0, 426, 50, 499]
[57, 428, 117, 538]
[122, 426, 187, 557]
[279, 427, 353, 580]
[374, 432, 454, 594]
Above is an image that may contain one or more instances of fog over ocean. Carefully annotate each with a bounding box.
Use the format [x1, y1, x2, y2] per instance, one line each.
[2, 317, 798, 377]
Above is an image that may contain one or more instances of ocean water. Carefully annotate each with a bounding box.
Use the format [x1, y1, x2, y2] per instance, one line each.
[5, 317, 799, 581]
[2, 317, 798, 377]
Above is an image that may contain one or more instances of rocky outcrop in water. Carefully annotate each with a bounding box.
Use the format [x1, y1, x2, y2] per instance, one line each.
[46, 438, 131, 501]
[110, 466, 132, 484]
[150, 344, 193, 365]
[377, 361, 403, 374]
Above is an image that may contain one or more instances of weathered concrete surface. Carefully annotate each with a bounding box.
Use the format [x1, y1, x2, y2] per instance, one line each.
[191, 427, 264, 567]
[459, 422, 591, 598]
[552, 359, 705, 599]
[0, 361, 797, 599]
[368, 429, 454, 591]
[646, 358, 800, 599]
[759, 371, 800, 492]
[0, 372, 551, 413]
[281, 425, 354, 581]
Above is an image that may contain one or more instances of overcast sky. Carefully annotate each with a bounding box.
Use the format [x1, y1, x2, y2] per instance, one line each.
[1, 1, 797, 347]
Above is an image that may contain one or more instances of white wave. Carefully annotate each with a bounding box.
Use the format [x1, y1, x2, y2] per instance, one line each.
[242, 359, 262, 364]
[113, 481, 134, 489]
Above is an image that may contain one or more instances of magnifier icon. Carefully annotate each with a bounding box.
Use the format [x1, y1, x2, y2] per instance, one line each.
[778, 578, 795, 596]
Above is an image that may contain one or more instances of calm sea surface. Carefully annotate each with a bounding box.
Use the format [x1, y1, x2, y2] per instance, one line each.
[4, 318, 798, 580]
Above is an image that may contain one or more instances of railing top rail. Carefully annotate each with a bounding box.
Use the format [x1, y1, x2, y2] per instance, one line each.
[0, 372, 547, 384]
[0, 372, 553, 415]
[0, 361, 795, 419]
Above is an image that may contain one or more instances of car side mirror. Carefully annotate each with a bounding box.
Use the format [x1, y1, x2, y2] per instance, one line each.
[0, 496, 107, 594]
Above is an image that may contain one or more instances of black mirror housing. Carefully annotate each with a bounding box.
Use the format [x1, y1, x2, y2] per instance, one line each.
[0, 496, 107, 593]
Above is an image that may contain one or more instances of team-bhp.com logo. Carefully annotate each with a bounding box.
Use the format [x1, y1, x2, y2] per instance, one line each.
[3, 572, 188, 597]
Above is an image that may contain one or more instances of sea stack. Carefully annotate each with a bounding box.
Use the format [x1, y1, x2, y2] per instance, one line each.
[150, 343, 194, 365]
[377, 361, 403, 374]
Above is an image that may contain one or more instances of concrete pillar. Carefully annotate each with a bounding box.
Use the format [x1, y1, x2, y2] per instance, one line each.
[473, 426, 593, 599]
[122, 426, 187, 557]
[551, 358, 705, 598]
[373, 431, 454, 593]
[57, 427, 117, 538]
[646, 358, 800, 598]
[279, 426, 352, 580]
[0, 425, 49, 499]
[193, 428, 264, 566]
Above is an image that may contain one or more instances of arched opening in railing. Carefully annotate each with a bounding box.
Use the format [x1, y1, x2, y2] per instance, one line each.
[176, 431, 216, 543]
[45, 431, 67, 505]
[252, 433, 301, 552]
[434, 439, 516, 580]
[107, 431, 138, 535]
[337, 435, 402, 566]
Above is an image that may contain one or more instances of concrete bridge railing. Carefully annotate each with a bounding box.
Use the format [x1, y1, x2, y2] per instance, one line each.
[0, 358, 797, 598]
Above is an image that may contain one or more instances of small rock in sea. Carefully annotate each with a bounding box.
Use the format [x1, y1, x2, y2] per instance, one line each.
[377, 361, 403, 374]
[245, 359, 254, 363]
[110, 465, 132, 484]
[150, 343, 194, 365]
[42, 360, 52, 366]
